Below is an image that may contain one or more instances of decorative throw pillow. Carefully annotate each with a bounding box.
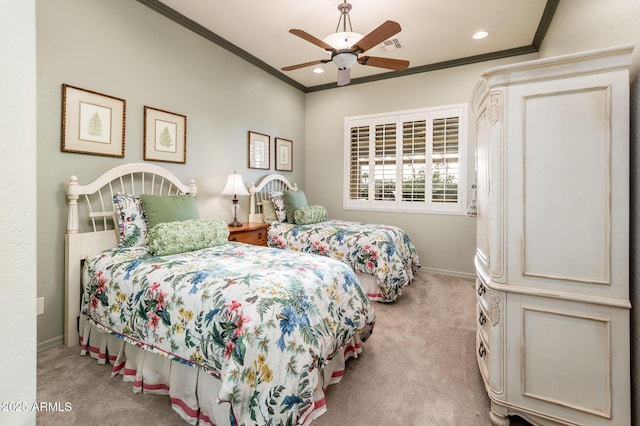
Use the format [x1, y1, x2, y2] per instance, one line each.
[147, 219, 230, 256]
[283, 190, 308, 224]
[294, 205, 327, 225]
[261, 200, 278, 223]
[113, 193, 148, 248]
[269, 190, 287, 222]
[139, 194, 200, 229]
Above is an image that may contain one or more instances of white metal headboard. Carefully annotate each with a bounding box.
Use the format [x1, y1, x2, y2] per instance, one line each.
[248, 173, 297, 223]
[64, 162, 197, 347]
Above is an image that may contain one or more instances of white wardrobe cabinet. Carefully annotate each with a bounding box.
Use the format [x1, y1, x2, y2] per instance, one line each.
[472, 45, 633, 426]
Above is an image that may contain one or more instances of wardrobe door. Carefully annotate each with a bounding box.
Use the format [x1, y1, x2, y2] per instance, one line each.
[505, 70, 629, 301]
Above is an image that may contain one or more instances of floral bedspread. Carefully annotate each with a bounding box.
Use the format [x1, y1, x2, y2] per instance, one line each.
[82, 242, 375, 425]
[267, 220, 421, 302]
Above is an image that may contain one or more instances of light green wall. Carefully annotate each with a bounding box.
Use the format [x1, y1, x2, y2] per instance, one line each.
[304, 55, 537, 276]
[36, 0, 306, 348]
[1, 1, 37, 424]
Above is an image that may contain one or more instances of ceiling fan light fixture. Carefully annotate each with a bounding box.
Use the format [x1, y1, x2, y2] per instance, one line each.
[332, 51, 358, 69]
[323, 31, 363, 50]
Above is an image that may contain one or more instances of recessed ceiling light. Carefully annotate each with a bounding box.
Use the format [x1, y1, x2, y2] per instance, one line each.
[313, 67, 324, 74]
[473, 31, 488, 40]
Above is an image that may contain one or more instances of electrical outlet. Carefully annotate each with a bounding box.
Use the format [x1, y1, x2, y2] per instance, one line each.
[37, 297, 44, 316]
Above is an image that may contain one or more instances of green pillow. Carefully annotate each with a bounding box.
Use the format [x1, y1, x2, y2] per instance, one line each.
[294, 205, 327, 225]
[283, 190, 307, 224]
[147, 219, 230, 256]
[140, 194, 200, 229]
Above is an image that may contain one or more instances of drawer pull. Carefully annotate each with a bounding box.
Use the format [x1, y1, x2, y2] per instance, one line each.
[258, 232, 263, 239]
[478, 341, 486, 358]
[477, 282, 486, 297]
[230, 237, 238, 242]
[479, 311, 487, 326]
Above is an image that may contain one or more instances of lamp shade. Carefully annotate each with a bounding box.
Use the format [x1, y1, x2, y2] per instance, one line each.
[221, 172, 249, 196]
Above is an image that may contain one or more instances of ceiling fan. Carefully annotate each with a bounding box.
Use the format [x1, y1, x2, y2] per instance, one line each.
[281, 1, 410, 86]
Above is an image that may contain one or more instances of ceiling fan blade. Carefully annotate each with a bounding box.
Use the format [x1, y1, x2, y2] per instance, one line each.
[281, 59, 327, 71]
[337, 68, 351, 86]
[351, 20, 401, 54]
[358, 56, 409, 71]
[289, 29, 336, 52]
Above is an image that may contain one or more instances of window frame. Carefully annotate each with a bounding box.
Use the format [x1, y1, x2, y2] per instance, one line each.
[343, 103, 468, 215]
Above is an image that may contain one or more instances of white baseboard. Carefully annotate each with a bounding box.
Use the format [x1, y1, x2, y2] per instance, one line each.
[418, 267, 475, 280]
[38, 335, 64, 353]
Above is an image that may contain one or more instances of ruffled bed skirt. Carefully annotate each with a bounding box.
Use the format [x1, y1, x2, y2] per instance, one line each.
[78, 316, 364, 425]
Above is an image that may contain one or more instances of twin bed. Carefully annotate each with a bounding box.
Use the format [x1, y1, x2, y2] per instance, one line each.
[249, 173, 420, 302]
[65, 163, 376, 425]
[64, 163, 418, 425]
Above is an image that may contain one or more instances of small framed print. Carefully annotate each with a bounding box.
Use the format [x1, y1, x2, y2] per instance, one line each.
[144, 106, 187, 164]
[275, 138, 293, 172]
[61, 84, 126, 157]
[248, 131, 270, 170]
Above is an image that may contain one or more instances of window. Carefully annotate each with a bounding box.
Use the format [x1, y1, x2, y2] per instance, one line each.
[344, 104, 467, 214]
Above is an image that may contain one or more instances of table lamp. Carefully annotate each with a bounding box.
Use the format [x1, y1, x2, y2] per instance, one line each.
[221, 171, 249, 227]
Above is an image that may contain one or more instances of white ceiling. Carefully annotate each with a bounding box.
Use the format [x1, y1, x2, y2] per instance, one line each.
[146, 0, 554, 91]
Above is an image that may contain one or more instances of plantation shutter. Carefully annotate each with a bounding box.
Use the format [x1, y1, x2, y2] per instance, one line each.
[348, 125, 370, 200]
[344, 104, 466, 214]
[431, 116, 460, 203]
[374, 123, 397, 201]
[402, 120, 427, 202]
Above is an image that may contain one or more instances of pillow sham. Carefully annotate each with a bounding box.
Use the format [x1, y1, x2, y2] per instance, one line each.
[261, 200, 278, 222]
[269, 191, 287, 222]
[294, 205, 327, 225]
[139, 194, 200, 229]
[113, 193, 148, 248]
[283, 190, 308, 224]
[147, 218, 230, 256]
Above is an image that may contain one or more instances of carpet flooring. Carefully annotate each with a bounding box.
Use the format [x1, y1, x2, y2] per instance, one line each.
[37, 270, 529, 425]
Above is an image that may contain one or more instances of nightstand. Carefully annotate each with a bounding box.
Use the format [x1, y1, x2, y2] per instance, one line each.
[228, 222, 270, 246]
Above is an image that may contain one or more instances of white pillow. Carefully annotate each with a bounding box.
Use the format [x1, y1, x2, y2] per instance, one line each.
[262, 200, 278, 222]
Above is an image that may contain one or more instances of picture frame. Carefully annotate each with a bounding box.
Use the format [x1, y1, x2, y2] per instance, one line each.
[248, 131, 270, 170]
[144, 106, 187, 164]
[61, 84, 126, 157]
[275, 137, 293, 172]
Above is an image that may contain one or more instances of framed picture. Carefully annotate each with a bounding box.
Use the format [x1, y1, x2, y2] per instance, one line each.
[61, 84, 126, 157]
[275, 138, 293, 172]
[144, 106, 187, 164]
[248, 131, 270, 170]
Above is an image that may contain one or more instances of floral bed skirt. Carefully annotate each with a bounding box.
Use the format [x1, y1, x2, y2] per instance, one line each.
[79, 316, 364, 425]
[356, 264, 416, 302]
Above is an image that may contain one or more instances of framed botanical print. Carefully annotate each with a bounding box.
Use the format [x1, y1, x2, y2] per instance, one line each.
[61, 84, 126, 157]
[143, 106, 187, 164]
[248, 131, 270, 170]
[275, 137, 293, 172]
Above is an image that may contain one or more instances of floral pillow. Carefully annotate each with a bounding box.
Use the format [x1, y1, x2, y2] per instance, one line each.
[147, 219, 230, 256]
[294, 205, 327, 225]
[113, 193, 148, 248]
[269, 190, 287, 222]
